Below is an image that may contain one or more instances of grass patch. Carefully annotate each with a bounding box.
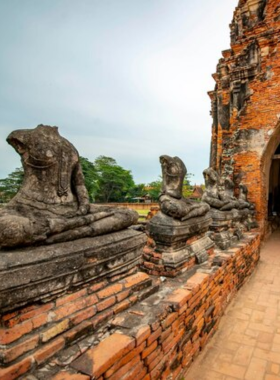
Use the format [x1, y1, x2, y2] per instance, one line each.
[137, 209, 150, 216]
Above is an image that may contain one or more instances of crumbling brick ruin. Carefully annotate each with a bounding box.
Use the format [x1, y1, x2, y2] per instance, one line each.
[209, 0, 280, 234]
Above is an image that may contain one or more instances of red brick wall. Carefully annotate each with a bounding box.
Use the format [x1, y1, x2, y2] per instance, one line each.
[209, 0, 280, 233]
[0, 272, 154, 379]
[61, 233, 260, 380]
[2, 233, 260, 380]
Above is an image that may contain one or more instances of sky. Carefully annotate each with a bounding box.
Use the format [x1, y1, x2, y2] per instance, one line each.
[0, 0, 238, 185]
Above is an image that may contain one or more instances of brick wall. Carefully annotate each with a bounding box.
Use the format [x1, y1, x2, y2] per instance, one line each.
[0, 271, 158, 380]
[7, 232, 260, 380]
[97, 203, 159, 211]
[209, 0, 280, 233]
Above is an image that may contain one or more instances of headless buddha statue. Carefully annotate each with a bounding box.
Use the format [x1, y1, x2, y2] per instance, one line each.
[0, 125, 138, 248]
[159, 155, 210, 221]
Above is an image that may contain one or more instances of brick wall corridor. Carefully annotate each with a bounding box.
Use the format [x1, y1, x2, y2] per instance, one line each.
[185, 230, 280, 380]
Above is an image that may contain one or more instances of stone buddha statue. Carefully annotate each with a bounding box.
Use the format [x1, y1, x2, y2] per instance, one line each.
[159, 155, 210, 220]
[0, 125, 138, 248]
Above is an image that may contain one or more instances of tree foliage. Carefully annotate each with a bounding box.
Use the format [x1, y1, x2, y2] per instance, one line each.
[0, 167, 24, 203]
[182, 172, 194, 198]
[79, 156, 99, 202]
[94, 156, 135, 202]
[145, 179, 162, 201]
[0, 156, 197, 205]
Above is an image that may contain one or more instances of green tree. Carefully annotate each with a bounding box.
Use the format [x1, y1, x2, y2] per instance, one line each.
[126, 183, 146, 201]
[94, 156, 135, 202]
[145, 172, 195, 201]
[146, 179, 162, 201]
[79, 156, 99, 202]
[0, 167, 24, 203]
[182, 172, 194, 198]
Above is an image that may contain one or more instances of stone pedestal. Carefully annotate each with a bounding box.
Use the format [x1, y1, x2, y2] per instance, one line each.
[0, 230, 161, 374]
[208, 209, 235, 250]
[143, 212, 214, 276]
[0, 229, 147, 313]
[208, 208, 256, 249]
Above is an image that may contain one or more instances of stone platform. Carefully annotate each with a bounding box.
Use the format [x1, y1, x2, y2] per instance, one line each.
[6, 232, 261, 380]
[0, 229, 161, 378]
[0, 229, 146, 312]
[144, 212, 214, 276]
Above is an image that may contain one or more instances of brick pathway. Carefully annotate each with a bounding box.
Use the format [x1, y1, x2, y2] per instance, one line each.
[185, 230, 280, 380]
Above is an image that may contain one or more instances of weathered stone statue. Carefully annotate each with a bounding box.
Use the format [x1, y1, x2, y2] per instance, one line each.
[159, 155, 210, 220]
[218, 177, 241, 210]
[202, 167, 257, 249]
[146, 156, 213, 274]
[0, 125, 138, 248]
[202, 168, 236, 249]
[202, 168, 239, 211]
[202, 167, 224, 209]
[238, 183, 255, 210]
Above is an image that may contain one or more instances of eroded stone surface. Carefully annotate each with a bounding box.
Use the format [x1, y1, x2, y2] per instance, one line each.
[0, 229, 146, 312]
[0, 125, 138, 249]
[159, 155, 210, 221]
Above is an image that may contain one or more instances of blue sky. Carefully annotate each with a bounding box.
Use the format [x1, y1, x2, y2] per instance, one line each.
[0, 0, 237, 185]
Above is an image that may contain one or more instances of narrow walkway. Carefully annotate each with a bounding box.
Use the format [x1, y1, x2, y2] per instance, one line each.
[185, 230, 280, 380]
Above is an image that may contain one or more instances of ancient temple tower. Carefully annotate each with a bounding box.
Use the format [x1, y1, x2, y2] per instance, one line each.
[209, 0, 280, 232]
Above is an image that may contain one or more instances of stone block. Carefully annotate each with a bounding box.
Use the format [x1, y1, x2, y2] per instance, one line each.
[0, 229, 146, 313]
[147, 212, 212, 252]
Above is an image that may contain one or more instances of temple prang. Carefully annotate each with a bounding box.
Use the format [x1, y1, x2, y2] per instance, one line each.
[209, 0, 280, 234]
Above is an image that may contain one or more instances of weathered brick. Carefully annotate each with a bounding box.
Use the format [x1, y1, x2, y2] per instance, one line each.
[104, 341, 146, 378]
[105, 354, 140, 380]
[117, 289, 131, 302]
[51, 371, 90, 379]
[135, 325, 151, 346]
[3, 303, 54, 328]
[1, 334, 39, 363]
[147, 326, 162, 346]
[144, 345, 162, 366]
[113, 299, 130, 314]
[88, 280, 108, 293]
[32, 312, 49, 329]
[159, 326, 172, 344]
[63, 321, 93, 344]
[56, 289, 88, 306]
[164, 289, 192, 310]
[70, 305, 96, 325]
[97, 284, 123, 299]
[185, 273, 209, 291]
[34, 337, 65, 364]
[142, 340, 157, 359]
[86, 293, 98, 306]
[40, 319, 70, 342]
[91, 309, 113, 329]
[150, 356, 166, 380]
[71, 333, 135, 377]
[123, 272, 150, 289]
[0, 320, 33, 344]
[96, 296, 116, 312]
[51, 298, 88, 321]
[129, 295, 138, 304]
[121, 361, 146, 380]
[161, 312, 178, 330]
[0, 356, 32, 380]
